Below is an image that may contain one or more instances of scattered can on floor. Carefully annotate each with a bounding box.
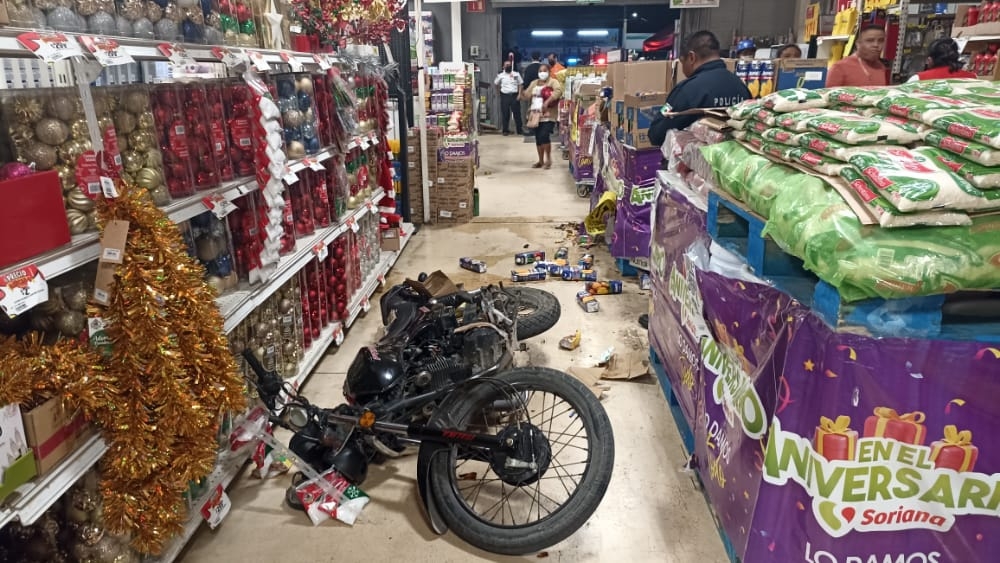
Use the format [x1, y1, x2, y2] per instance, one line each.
[511, 269, 547, 282]
[555, 246, 569, 260]
[460, 257, 487, 273]
[578, 234, 592, 246]
[561, 267, 598, 282]
[576, 290, 600, 313]
[515, 250, 546, 265]
[586, 280, 623, 295]
[534, 260, 568, 276]
[578, 253, 594, 268]
[639, 273, 652, 290]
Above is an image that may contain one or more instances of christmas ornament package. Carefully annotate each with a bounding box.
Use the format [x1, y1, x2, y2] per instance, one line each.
[220, 79, 259, 179]
[180, 210, 240, 296]
[179, 83, 224, 191]
[92, 83, 172, 206]
[287, 168, 316, 237]
[204, 82, 237, 182]
[226, 192, 266, 285]
[1, 88, 98, 234]
[150, 83, 198, 198]
[218, 0, 259, 46]
[273, 72, 323, 158]
[324, 234, 353, 321]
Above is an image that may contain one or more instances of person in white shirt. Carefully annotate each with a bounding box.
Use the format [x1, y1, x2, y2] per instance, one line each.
[494, 63, 524, 136]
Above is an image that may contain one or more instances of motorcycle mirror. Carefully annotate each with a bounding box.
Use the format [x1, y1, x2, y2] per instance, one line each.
[285, 405, 309, 430]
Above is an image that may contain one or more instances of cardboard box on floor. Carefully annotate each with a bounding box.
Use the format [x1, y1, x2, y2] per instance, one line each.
[381, 227, 401, 251]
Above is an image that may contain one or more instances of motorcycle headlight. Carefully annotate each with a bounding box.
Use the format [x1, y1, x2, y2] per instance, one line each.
[285, 405, 310, 430]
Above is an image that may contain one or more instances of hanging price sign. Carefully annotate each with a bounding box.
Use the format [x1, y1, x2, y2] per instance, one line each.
[0, 265, 48, 318]
[377, 273, 385, 285]
[361, 297, 371, 313]
[202, 193, 238, 218]
[17, 32, 84, 62]
[333, 325, 344, 346]
[200, 485, 232, 530]
[312, 242, 328, 261]
[212, 46, 247, 68]
[313, 54, 332, 70]
[157, 43, 196, 67]
[280, 51, 305, 72]
[247, 50, 271, 71]
[79, 36, 134, 66]
[346, 216, 359, 233]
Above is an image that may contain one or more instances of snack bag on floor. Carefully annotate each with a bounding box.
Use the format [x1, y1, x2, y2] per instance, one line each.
[296, 468, 371, 526]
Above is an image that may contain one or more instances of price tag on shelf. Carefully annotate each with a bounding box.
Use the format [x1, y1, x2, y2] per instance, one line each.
[313, 54, 332, 70]
[365, 200, 375, 214]
[360, 136, 371, 150]
[247, 51, 270, 72]
[333, 325, 344, 346]
[200, 485, 232, 530]
[16, 32, 84, 62]
[79, 36, 134, 67]
[280, 51, 305, 72]
[282, 168, 299, 185]
[377, 273, 385, 286]
[202, 193, 238, 219]
[346, 216, 359, 233]
[157, 42, 196, 67]
[312, 242, 328, 261]
[307, 158, 325, 171]
[0, 265, 48, 319]
[212, 46, 247, 68]
[361, 297, 371, 313]
[289, 24, 303, 34]
[352, 136, 362, 149]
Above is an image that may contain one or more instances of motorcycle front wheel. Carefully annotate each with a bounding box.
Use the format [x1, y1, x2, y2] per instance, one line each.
[423, 367, 614, 555]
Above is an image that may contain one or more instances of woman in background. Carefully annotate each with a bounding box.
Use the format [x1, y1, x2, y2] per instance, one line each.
[520, 64, 563, 169]
[908, 38, 978, 82]
[777, 44, 802, 59]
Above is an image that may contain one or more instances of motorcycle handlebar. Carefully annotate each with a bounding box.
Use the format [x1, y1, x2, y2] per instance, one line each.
[241, 349, 283, 406]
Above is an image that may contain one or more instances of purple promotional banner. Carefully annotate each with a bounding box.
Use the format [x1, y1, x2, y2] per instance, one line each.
[650, 182, 1000, 563]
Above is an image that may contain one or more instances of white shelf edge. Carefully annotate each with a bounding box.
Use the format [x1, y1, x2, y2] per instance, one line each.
[0, 433, 108, 528]
[817, 35, 851, 43]
[148, 447, 252, 563]
[219, 188, 384, 333]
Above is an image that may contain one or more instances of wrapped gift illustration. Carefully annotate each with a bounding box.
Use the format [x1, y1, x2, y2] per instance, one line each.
[813, 415, 857, 461]
[863, 407, 927, 445]
[930, 425, 978, 472]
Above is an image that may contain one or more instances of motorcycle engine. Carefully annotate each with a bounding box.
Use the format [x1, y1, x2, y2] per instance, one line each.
[461, 327, 507, 373]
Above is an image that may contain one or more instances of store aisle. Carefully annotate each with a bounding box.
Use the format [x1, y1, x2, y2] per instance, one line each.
[180, 135, 727, 563]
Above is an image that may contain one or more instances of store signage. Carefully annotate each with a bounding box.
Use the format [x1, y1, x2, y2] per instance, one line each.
[79, 36, 135, 67]
[669, 0, 721, 7]
[0, 265, 48, 318]
[16, 32, 84, 62]
[466, 0, 484, 13]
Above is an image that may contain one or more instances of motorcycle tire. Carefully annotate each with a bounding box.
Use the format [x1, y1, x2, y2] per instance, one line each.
[423, 366, 614, 555]
[507, 287, 560, 340]
[285, 472, 309, 511]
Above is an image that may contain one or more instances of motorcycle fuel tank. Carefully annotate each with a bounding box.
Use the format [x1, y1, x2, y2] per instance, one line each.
[343, 346, 405, 405]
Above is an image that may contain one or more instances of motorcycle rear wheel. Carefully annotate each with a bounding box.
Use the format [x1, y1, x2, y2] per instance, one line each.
[424, 367, 614, 555]
[506, 287, 560, 340]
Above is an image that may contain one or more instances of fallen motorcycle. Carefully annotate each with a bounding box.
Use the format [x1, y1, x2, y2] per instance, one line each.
[244, 349, 615, 556]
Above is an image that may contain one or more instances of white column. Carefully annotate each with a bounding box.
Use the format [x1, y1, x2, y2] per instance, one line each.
[450, 0, 463, 62]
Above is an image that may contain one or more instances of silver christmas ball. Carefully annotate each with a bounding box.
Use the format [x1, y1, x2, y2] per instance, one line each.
[132, 17, 154, 38]
[115, 15, 134, 36]
[88, 10, 116, 35]
[154, 17, 178, 40]
[203, 26, 223, 44]
[46, 6, 78, 32]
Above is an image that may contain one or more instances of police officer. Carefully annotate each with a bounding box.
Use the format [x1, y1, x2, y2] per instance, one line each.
[648, 31, 752, 148]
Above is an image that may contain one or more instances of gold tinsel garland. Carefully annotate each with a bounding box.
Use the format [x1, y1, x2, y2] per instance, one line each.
[0, 183, 246, 554]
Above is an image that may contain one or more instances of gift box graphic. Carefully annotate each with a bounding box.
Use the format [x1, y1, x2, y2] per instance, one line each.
[863, 407, 927, 445]
[813, 415, 857, 461]
[930, 425, 979, 472]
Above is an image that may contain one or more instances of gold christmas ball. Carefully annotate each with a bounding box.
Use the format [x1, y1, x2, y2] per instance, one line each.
[183, 6, 203, 24]
[46, 95, 77, 121]
[62, 286, 89, 311]
[66, 188, 96, 212]
[113, 110, 137, 135]
[129, 130, 153, 152]
[117, 134, 129, 153]
[22, 141, 58, 170]
[119, 171, 134, 185]
[165, 2, 182, 22]
[137, 110, 155, 131]
[91, 95, 110, 117]
[282, 340, 295, 356]
[347, 195, 358, 208]
[79, 138, 93, 152]
[119, 0, 143, 20]
[297, 76, 314, 94]
[55, 165, 75, 191]
[122, 151, 144, 172]
[134, 167, 162, 188]
[146, 0, 163, 22]
[238, 33, 255, 47]
[76, 0, 98, 16]
[206, 275, 225, 294]
[86, 210, 98, 230]
[76, 522, 105, 547]
[58, 141, 85, 164]
[10, 123, 35, 151]
[71, 119, 90, 140]
[123, 90, 149, 114]
[196, 235, 224, 262]
[66, 209, 90, 234]
[13, 98, 44, 123]
[286, 140, 305, 158]
[56, 310, 86, 337]
[98, 116, 114, 134]
[224, 29, 237, 42]
[278, 298, 293, 314]
[282, 109, 304, 127]
[144, 148, 163, 167]
[149, 185, 171, 206]
[36, 117, 70, 145]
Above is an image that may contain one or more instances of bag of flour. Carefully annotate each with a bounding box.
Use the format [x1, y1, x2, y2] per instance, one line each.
[922, 129, 1000, 167]
[762, 88, 828, 112]
[929, 107, 1000, 149]
[804, 113, 923, 145]
[838, 166, 972, 228]
[914, 146, 1000, 190]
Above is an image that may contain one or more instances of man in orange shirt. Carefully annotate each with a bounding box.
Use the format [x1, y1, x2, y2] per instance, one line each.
[547, 53, 566, 74]
[825, 24, 888, 87]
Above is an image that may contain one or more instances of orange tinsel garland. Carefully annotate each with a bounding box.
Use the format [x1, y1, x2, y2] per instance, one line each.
[0, 184, 246, 554]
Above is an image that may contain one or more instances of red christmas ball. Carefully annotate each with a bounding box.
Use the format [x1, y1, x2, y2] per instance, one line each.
[336, 283, 346, 295]
[336, 302, 347, 315]
[311, 327, 320, 338]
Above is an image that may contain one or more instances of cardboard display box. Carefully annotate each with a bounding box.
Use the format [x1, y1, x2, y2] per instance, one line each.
[0, 403, 31, 500]
[381, 227, 401, 251]
[22, 396, 97, 476]
[775, 58, 828, 91]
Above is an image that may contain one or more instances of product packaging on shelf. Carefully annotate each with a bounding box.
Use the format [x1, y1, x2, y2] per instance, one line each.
[111, 0, 165, 40]
[180, 210, 239, 295]
[94, 81, 173, 206]
[18, 264, 95, 344]
[0, 403, 30, 498]
[287, 170, 316, 237]
[24, 0, 118, 34]
[0, 170, 72, 269]
[325, 234, 350, 320]
[180, 83, 223, 191]
[150, 83, 198, 198]
[1, 88, 100, 235]
[275, 277, 305, 374]
[218, 0, 259, 47]
[22, 395, 97, 476]
[204, 82, 236, 182]
[305, 168, 331, 227]
[226, 192, 265, 284]
[274, 73, 323, 157]
[312, 73, 336, 148]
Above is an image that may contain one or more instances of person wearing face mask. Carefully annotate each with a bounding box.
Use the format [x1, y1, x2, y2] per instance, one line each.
[495, 62, 524, 136]
[736, 38, 757, 60]
[519, 64, 563, 168]
[647, 31, 751, 148]
[825, 24, 888, 87]
[521, 52, 542, 135]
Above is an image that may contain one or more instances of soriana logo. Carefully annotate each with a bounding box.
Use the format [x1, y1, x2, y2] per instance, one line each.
[701, 321, 767, 440]
[763, 413, 998, 538]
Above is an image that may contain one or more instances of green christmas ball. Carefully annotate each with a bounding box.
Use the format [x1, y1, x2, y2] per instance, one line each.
[219, 13, 237, 32]
[239, 19, 255, 35]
